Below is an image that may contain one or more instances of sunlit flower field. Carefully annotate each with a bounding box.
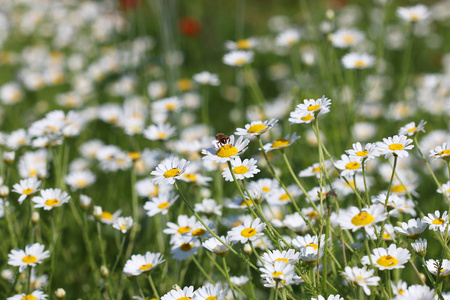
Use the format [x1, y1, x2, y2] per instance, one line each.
[0, 0, 450, 299]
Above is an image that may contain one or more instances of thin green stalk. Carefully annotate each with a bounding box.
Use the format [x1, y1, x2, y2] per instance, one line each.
[4, 199, 17, 248]
[243, 65, 265, 107]
[420, 256, 445, 300]
[250, 241, 264, 265]
[192, 255, 215, 284]
[147, 274, 160, 299]
[222, 256, 238, 300]
[111, 234, 127, 275]
[361, 158, 370, 205]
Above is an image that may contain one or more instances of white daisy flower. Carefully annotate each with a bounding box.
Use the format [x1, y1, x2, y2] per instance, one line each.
[227, 217, 266, 244]
[194, 198, 222, 217]
[394, 218, 428, 239]
[202, 135, 249, 163]
[230, 275, 249, 286]
[65, 170, 96, 190]
[275, 28, 301, 47]
[225, 38, 258, 50]
[342, 53, 376, 69]
[342, 266, 381, 296]
[334, 154, 363, 178]
[331, 28, 364, 48]
[151, 157, 190, 185]
[345, 142, 379, 161]
[7, 290, 48, 300]
[202, 235, 233, 256]
[163, 215, 197, 238]
[8, 243, 50, 272]
[112, 216, 134, 234]
[192, 71, 220, 86]
[32, 188, 71, 210]
[12, 177, 41, 204]
[398, 120, 426, 137]
[337, 205, 387, 232]
[194, 283, 226, 300]
[411, 238, 427, 255]
[152, 96, 182, 114]
[377, 135, 414, 158]
[235, 119, 278, 138]
[260, 261, 296, 284]
[99, 209, 122, 225]
[400, 285, 434, 300]
[391, 279, 408, 296]
[429, 142, 450, 161]
[143, 191, 178, 217]
[161, 286, 195, 300]
[299, 161, 332, 179]
[312, 294, 344, 300]
[423, 210, 448, 231]
[261, 249, 300, 266]
[289, 96, 331, 124]
[361, 244, 411, 270]
[170, 236, 201, 261]
[283, 212, 308, 234]
[223, 51, 254, 67]
[397, 5, 430, 22]
[123, 252, 164, 276]
[143, 123, 176, 141]
[438, 181, 450, 197]
[222, 157, 260, 182]
[262, 133, 301, 152]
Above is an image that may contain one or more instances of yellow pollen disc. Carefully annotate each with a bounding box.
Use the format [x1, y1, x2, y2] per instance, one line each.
[312, 167, 320, 173]
[29, 170, 37, 177]
[177, 298, 192, 300]
[399, 290, 405, 295]
[343, 35, 355, 44]
[376, 255, 398, 267]
[307, 211, 318, 218]
[240, 198, 254, 206]
[247, 124, 267, 134]
[183, 173, 197, 181]
[236, 39, 251, 49]
[177, 79, 192, 92]
[206, 297, 218, 300]
[447, 189, 450, 194]
[407, 127, 417, 133]
[307, 104, 321, 111]
[177, 226, 191, 234]
[356, 150, 369, 157]
[432, 218, 445, 225]
[163, 168, 181, 178]
[157, 132, 167, 139]
[128, 152, 141, 160]
[22, 188, 34, 195]
[306, 243, 319, 250]
[279, 194, 290, 201]
[241, 228, 258, 238]
[354, 60, 366, 68]
[22, 255, 38, 264]
[180, 243, 193, 252]
[388, 143, 404, 151]
[301, 114, 314, 121]
[272, 139, 290, 149]
[272, 271, 284, 277]
[345, 162, 361, 170]
[192, 228, 206, 236]
[232, 221, 243, 227]
[76, 179, 88, 187]
[234, 165, 249, 174]
[262, 187, 270, 193]
[22, 295, 37, 300]
[102, 211, 113, 220]
[275, 258, 289, 263]
[351, 211, 375, 226]
[439, 150, 450, 156]
[410, 13, 420, 21]
[216, 145, 238, 158]
[165, 103, 177, 111]
[45, 199, 60, 207]
[139, 263, 153, 271]
[121, 225, 126, 230]
[157, 202, 170, 209]
[235, 58, 246, 66]
[382, 233, 391, 240]
[391, 184, 405, 193]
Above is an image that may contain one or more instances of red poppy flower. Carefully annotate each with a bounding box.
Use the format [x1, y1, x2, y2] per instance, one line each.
[178, 17, 201, 37]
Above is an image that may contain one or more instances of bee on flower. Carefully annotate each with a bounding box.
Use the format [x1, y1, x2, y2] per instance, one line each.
[202, 135, 249, 163]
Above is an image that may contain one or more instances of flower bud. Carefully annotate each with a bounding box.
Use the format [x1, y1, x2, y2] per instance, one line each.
[3, 151, 15, 164]
[93, 206, 102, 220]
[55, 288, 66, 299]
[0, 185, 9, 197]
[243, 243, 252, 254]
[100, 266, 109, 277]
[80, 195, 92, 210]
[32, 212, 40, 224]
[326, 9, 335, 20]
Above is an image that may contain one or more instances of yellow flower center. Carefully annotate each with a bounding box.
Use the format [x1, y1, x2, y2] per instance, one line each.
[22, 295, 36, 300]
[177, 298, 192, 300]
[407, 127, 418, 133]
[177, 79, 192, 92]
[206, 297, 218, 300]
[183, 174, 197, 181]
[306, 243, 319, 250]
[177, 226, 191, 234]
[157, 133, 167, 139]
[409, 13, 420, 21]
[376, 255, 398, 268]
[307, 104, 321, 111]
[279, 194, 290, 201]
[301, 114, 314, 121]
[272, 138, 290, 149]
[165, 103, 177, 111]
[275, 258, 289, 263]
[240, 198, 254, 206]
[399, 290, 405, 295]
[128, 152, 140, 160]
[22, 255, 38, 264]
[432, 218, 445, 225]
[241, 228, 258, 238]
[356, 150, 369, 157]
[272, 271, 284, 277]
[139, 263, 153, 271]
[354, 60, 366, 68]
[307, 211, 318, 219]
[157, 202, 170, 209]
[247, 124, 267, 134]
[391, 184, 405, 193]
[76, 179, 88, 187]
[236, 39, 251, 49]
[102, 211, 113, 220]
[180, 243, 193, 252]
[45, 198, 60, 207]
[343, 34, 355, 44]
[351, 212, 375, 226]
[388, 143, 404, 151]
[163, 168, 181, 178]
[216, 145, 238, 158]
[382, 233, 391, 240]
[235, 58, 247, 66]
[22, 188, 34, 195]
[345, 162, 361, 170]
[192, 228, 206, 236]
[234, 166, 249, 174]
[439, 150, 450, 156]
[262, 187, 270, 193]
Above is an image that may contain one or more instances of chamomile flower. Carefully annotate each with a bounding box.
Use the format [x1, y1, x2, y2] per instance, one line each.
[262, 133, 301, 152]
[152, 96, 183, 114]
[342, 53, 375, 69]
[312, 295, 344, 300]
[170, 236, 201, 260]
[261, 249, 300, 266]
[194, 283, 226, 300]
[337, 205, 387, 232]
[164, 215, 197, 237]
[161, 286, 195, 300]
[235, 119, 278, 137]
[194, 198, 222, 216]
[32, 188, 71, 210]
[299, 161, 332, 179]
[260, 261, 296, 284]
[143, 123, 176, 141]
[230, 275, 249, 286]
[423, 210, 448, 231]
[12, 177, 41, 204]
[397, 5, 430, 22]
[8, 243, 50, 272]
[331, 28, 364, 48]
[112, 216, 134, 234]
[292, 234, 329, 256]
[429, 143, 450, 161]
[228, 217, 266, 244]
[399, 285, 434, 300]
[394, 218, 428, 239]
[193, 71, 220, 86]
[123, 252, 164, 276]
[202, 135, 249, 163]
[275, 29, 301, 47]
[65, 170, 96, 190]
[283, 212, 308, 234]
[398, 120, 426, 137]
[99, 209, 122, 225]
[411, 238, 427, 255]
[391, 280, 408, 296]
[334, 154, 363, 178]
[289, 96, 331, 124]
[7, 290, 48, 300]
[361, 244, 410, 270]
[143, 191, 178, 216]
[202, 236, 232, 256]
[222, 157, 260, 181]
[377, 135, 414, 158]
[342, 266, 380, 296]
[226, 38, 258, 50]
[151, 157, 190, 185]
[223, 51, 254, 67]
[346, 142, 379, 161]
[438, 182, 450, 197]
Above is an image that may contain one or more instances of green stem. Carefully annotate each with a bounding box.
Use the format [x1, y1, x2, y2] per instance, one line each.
[111, 235, 127, 275]
[148, 274, 160, 299]
[192, 255, 215, 284]
[222, 256, 238, 300]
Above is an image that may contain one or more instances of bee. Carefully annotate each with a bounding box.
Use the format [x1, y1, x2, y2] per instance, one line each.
[215, 133, 229, 146]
